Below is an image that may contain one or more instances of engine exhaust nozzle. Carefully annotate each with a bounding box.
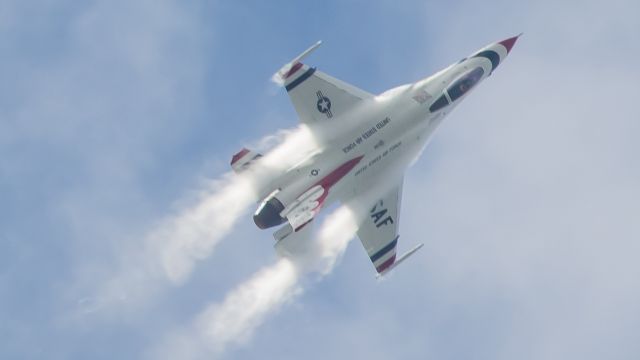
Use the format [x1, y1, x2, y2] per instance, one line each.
[253, 196, 286, 229]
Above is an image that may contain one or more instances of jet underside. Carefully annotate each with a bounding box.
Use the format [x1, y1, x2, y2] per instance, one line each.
[230, 35, 520, 276]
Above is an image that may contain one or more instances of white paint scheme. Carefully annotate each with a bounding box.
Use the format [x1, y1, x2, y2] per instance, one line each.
[241, 35, 519, 276]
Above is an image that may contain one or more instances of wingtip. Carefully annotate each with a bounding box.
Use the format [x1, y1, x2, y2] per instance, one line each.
[375, 243, 424, 279]
[273, 40, 324, 85]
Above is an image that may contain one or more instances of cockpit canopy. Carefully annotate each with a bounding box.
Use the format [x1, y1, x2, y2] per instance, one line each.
[447, 66, 484, 102]
[429, 66, 485, 112]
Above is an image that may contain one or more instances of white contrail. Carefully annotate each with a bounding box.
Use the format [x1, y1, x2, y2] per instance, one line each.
[91, 171, 257, 311]
[92, 125, 321, 311]
[155, 125, 319, 284]
[156, 172, 257, 284]
[152, 258, 301, 360]
[155, 205, 359, 359]
[196, 258, 301, 351]
[158, 125, 319, 284]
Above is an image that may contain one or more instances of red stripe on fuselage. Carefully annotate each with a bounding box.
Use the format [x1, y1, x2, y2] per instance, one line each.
[304, 155, 364, 211]
[317, 156, 364, 189]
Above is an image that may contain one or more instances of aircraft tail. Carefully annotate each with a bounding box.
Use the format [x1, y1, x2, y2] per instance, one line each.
[230, 148, 262, 173]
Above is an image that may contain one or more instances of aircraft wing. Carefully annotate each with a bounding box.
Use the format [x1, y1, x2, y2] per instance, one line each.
[356, 179, 423, 276]
[276, 42, 374, 125]
[357, 180, 403, 274]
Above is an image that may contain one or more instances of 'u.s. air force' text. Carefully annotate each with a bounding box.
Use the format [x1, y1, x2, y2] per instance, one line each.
[342, 117, 391, 154]
[354, 140, 402, 177]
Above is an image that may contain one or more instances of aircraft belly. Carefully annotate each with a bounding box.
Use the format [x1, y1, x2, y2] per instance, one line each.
[260, 34, 520, 276]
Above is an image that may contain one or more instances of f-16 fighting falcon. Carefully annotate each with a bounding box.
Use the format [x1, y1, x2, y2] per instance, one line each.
[231, 35, 520, 277]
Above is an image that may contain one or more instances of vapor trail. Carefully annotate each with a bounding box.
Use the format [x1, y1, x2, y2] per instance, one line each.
[156, 173, 257, 284]
[156, 205, 359, 359]
[196, 258, 300, 351]
[155, 125, 319, 284]
[95, 126, 320, 309]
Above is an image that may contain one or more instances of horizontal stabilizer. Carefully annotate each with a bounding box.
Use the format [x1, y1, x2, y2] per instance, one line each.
[273, 222, 314, 259]
[230, 148, 262, 173]
[273, 223, 294, 242]
[376, 243, 424, 278]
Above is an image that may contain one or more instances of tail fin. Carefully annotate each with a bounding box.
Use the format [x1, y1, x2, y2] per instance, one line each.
[230, 148, 262, 173]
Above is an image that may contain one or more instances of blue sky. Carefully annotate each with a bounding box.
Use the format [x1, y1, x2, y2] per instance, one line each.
[2, 0, 640, 359]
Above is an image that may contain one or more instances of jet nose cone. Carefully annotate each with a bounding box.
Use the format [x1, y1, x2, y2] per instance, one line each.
[498, 33, 522, 54]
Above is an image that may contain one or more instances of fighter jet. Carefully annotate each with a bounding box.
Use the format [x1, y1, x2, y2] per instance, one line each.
[231, 35, 520, 276]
